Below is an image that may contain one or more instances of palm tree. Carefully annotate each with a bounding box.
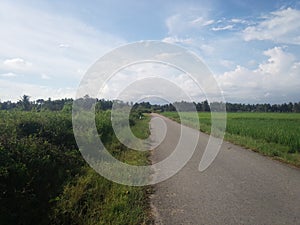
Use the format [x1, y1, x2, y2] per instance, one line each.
[19, 95, 31, 111]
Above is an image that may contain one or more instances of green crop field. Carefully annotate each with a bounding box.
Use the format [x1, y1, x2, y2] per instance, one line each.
[162, 112, 300, 167]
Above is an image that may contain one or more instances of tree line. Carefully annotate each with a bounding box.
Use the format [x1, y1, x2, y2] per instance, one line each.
[1, 95, 300, 112]
[160, 101, 300, 113]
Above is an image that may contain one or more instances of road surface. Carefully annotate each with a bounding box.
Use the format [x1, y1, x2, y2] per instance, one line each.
[149, 114, 300, 225]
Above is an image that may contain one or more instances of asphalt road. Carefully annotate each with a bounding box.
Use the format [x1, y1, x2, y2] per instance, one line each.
[149, 113, 300, 225]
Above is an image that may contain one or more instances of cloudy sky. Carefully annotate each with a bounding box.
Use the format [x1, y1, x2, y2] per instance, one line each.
[1, 0, 300, 103]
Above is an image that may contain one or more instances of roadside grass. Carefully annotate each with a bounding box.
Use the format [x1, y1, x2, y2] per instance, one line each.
[130, 113, 151, 140]
[161, 112, 300, 167]
[0, 110, 153, 225]
[52, 112, 153, 225]
[126, 113, 151, 166]
[52, 166, 150, 225]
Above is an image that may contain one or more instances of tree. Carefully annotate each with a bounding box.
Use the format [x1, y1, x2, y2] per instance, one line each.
[203, 100, 210, 112]
[18, 95, 31, 111]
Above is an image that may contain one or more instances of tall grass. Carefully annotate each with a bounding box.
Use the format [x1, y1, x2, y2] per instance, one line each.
[0, 110, 152, 225]
[52, 112, 152, 225]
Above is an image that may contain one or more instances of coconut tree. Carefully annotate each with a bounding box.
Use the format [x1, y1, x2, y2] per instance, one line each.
[19, 95, 31, 111]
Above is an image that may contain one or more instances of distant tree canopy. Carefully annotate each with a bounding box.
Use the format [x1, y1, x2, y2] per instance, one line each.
[1, 96, 300, 113]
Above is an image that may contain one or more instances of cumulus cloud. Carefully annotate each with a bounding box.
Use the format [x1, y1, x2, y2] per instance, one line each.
[258, 47, 295, 75]
[243, 8, 300, 45]
[218, 46, 300, 103]
[99, 62, 208, 103]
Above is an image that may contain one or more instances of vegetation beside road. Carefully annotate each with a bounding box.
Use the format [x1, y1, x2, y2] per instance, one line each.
[162, 112, 300, 167]
[1, 95, 300, 225]
[0, 109, 151, 225]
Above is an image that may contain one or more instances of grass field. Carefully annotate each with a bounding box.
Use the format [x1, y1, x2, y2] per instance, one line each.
[162, 112, 300, 167]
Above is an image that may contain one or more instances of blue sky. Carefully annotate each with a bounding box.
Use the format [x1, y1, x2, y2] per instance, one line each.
[1, 0, 300, 103]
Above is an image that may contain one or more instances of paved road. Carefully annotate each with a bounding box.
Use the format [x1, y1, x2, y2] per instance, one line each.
[149, 114, 300, 225]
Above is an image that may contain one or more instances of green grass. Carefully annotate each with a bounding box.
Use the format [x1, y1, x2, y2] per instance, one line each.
[51, 166, 150, 225]
[162, 112, 300, 167]
[130, 114, 151, 140]
[0, 110, 152, 225]
[125, 114, 151, 166]
[52, 113, 152, 225]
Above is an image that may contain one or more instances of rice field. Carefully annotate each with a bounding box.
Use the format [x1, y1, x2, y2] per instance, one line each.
[162, 112, 300, 166]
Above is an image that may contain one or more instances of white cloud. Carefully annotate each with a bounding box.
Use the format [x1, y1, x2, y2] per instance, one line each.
[0, 72, 17, 77]
[243, 8, 300, 44]
[0, 4, 123, 70]
[247, 60, 257, 67]
[199, 44, 215, 55]
[165, 14, 184, 35]
[0, 1, 125, 100]
[99, 62, 207, 103]
[58, 43, 70, 48]
[41, 73, 51, 80]
[231, 18, 247, 24]
[162, 36, 193, 44]
[220, 65, 260, 89]
[211, 25, 234, 31]
[162, 36, 216, 56]
[0, 79, 75, 102]
[218, 46, 300, 103]
[258, 47, 295, 75]
[220, 59, 235, 69]
[3, 58, 32, 70]
[190, 17, 214, 26]
[165, 11, 214, 35]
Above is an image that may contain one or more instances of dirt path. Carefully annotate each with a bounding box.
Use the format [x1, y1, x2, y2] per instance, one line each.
[149, 113, 300, 225]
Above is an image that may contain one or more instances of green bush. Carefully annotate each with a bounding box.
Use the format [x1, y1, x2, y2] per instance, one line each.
[0, 110, 150, 225]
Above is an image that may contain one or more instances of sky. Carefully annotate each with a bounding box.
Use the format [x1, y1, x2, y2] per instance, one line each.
[1, 0, 300, 103]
